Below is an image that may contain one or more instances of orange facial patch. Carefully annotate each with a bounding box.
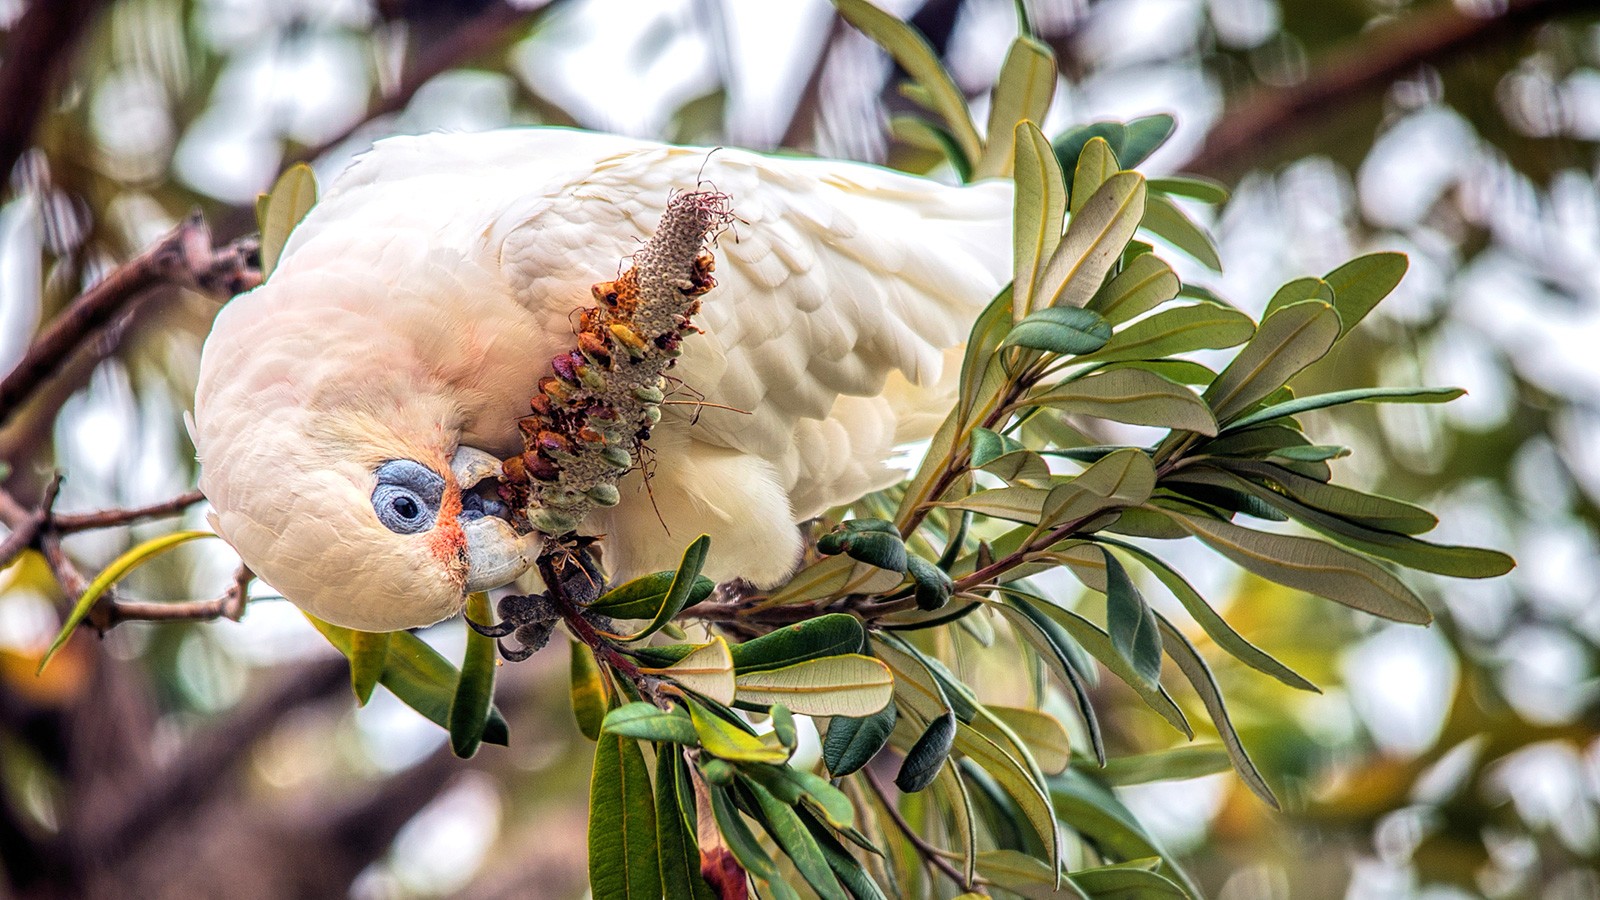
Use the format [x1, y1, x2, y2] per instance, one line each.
[429, 481, 469, 586]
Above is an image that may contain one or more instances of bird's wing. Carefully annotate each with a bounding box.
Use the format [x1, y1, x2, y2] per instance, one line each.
[489, 131, 1014, 516]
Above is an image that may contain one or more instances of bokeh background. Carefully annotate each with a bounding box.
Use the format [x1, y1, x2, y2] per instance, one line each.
[2, 0, 1599, 897]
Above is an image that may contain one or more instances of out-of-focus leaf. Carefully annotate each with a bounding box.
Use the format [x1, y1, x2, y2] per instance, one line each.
[688, 699, 788, 763]
[571, 643, 608, 740]
[982, 707, 1071, 775]
[979, 38, 1057, 178]
[1070, 137, 1120, 215]
[1225, 385, 1464, 432]
[656, 750, 717, 900]
[1049, 769, 1199, 897]
[744, 780, 847, 900]
[1201, 301, 1341, 424]
[258, 163, 317, 276]
[1148, 175, 1229, 204]
[1001, 306, 1114, 355]
[889, 115, 974, 182]
[1141, 194, 1221, 270]
[39, 530, 217, 673]
[1097, 745, 1233, 785]
[770, 704, 797, 748]
[589, 733, 661, 900]
[1028, 369, 1218, 435]
[604, 702, 700, 744]
[650, 637, 736, 706]
[1086, 253, 1180, 326]
[346, 629, 390, 707]
[824, 702, 899, 777]
[622, 535, 710, 640]
[834, 0, 982, 165]
[1069, 860, 1187, 897]
[1164, 510, 1432, 623]
[1038, 173, 1147, 310]
[1156, 615, 1278, 807]
[1077, 304, 1255, 364]
[449, 592, 496, 758]
[1324, 252, 1408, 340]
[1101, 550, 1162, 689]
[897, 711, 957, 792]
[975, 850, 1079, 899]
[735, 654, 893, 717]
[591, 570, 716, 619]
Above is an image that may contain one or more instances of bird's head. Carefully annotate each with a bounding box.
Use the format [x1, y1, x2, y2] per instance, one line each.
[193, 281, 542, 633]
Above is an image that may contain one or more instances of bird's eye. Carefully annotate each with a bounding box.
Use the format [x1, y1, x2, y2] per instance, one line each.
[372, 460, 444, 535]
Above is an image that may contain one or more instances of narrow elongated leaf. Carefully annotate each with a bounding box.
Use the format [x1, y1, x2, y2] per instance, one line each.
[982, 707, 1071, 775]
[571, 643, 608, 740]
[710, 786, 797, 900]
[1028, 368, 1218, 435]
[1157, 615, 1278, 808]
[347, 629, 390, 706]
[1038, 173, 1148, 309]
[739, 764, 855, 832]
[688, 700, 788, 763]
[1202, 301, 1341, 424]
[1325, 252, 1408, 339]
[1102, 550, 1162, 689]
[1042, 448, 1157, 529]
[732, 613, 867, 672]
[1226, 385, 1464, 432]
[40, 530, 217, 673]
[744, 780, 847, 900]
[939, 485, 1050, 524]
[657, 750, 717, 900]
[1096, 537, 1317, 691]
[1263, 276, 1334, 319]
[990, 599, 1105, 763]
[624, 535, 711, 640]
[1164, 510, 1432, 623]
[1098, 744, 1233, 785]
[1118, 114, 1177, 167]
[1148, 175, 1229, 203]
[258, 163, 317, 276]
[449, 592, 497, 758]
[1049, 770, 1199, 897]
[834, 0, 982, 164]
[1001, 306, 1113, 355]
[976, 850, 1081, 900]
[1070, 862, 1186, 897]
[954, 722, 1061, 870]
[589, 733, 661, 900]
[803, 813, 888, 900]
[735, 654, 893, 717]
[825, 702, 899, 778]
[1070, 137, 1119, 216]
[1141, 194, 1221, 270]
[1077, 303, 1255, 365]
[1214, 458, 1437, 534]
[654, 637, 736, 705]
[591, 570, 716, 619]
[979, 38, 1057, 178]
[604, 702, 700, 744]
[897, 711, 957, 792]
[932, 763, 979, 887]
[1086, 253, 1180, 326]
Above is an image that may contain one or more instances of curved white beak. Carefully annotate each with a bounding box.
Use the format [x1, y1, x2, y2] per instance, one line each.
[451, 445, 504, 489]
[463, 515, 541, 592]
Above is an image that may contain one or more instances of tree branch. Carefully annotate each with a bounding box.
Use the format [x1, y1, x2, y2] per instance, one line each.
[1183, 0, 1593, 179]
[51, 489, 206, 533]
[0, 0, 110, 190]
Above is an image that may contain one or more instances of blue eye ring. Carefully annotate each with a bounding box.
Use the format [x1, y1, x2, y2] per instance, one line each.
[372, 460, 444, 535]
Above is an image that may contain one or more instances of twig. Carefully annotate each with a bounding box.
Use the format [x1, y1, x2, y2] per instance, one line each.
[52, 489, 206, 533]
[87, 565, 254, 631]
[0, 213, 260, 429]
[0, 476, 60, 571]
[862, 767, 977, 893]
[1184, 0, 1590, 179]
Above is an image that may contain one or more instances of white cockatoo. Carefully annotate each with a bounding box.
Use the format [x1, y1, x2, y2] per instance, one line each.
[193, 128, 1013, 632]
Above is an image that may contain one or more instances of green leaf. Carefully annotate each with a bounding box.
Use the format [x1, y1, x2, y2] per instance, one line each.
[1262, 276, 1334, 319]
[982, 707, 1072, 775]
[1148, 175, 1229, 204]
[1070, 137, 1120, 216]
[656, 750, 717, 900]
[888, 115, 974, 181]
[590, 570, 716, 619]
[604, 702, 700, 744]
[906, 556, 954, 611]
[623, 535, 711, 640]
[1039, 447, 1157, 529]
[1085, 253, 1180, 326]
[1102, 550, 1162, 689]
[824, 703, 898, 777]
[804, 813, 889, 900]
[307, 615, 510, 746]
[939, 485, 1051, 524]
[1001, 306, 1114, 356]
[1054, 122, 1125, 190]
[1156, 615, 1278, 808]
[770, 704, 797, 748]
[1037, 173, 1147, 309]
[1224, 385, 1465, 432]
[732, 613, 868, 673]
[346, 629, 390, 706]
[976, 850, 1081, 899]
[735, 654, 894, 717]
[1077, 303, 1255, 364]
[1141, 194, 1221, 271]
[1325, 252, 1408, 340]
[651, 637, 736, 705]
[688, 699, 788, 763]
[989, 598, 1104, 763]
[1049, 769, 1199, 896]
[743, 780, 848, 900]
[1028, 368, 1218, 435]
[839, 530, 909, 574]
[257, 164, 317, 277]
[954, 721, 1061, 869]
[710, 785, 799, 900]
[978, 37, 1058, 178]
[1070, 861, 1187, 898]
[1095, 537, 1318, 692]
[739, 764, 856, 832]
[589, 733, 662, 900]
[1163, 510, 1432, 623]
[1011, 121, 1067, 323]
[897, 711, 957, 792]
[1202, 301, 1341, 424]
[1212, 458, 1437, 534]
[571, 643, 608, 740]
[39, 530, 217, 674]
[1118, 114, 1177, 167]
[449, 592, 497, 758]
[834, 0, 981, 165]
[1097, 744, 1233, 785]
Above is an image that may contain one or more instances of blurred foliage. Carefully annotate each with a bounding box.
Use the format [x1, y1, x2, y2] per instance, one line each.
[2, 0, 1599, 898]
